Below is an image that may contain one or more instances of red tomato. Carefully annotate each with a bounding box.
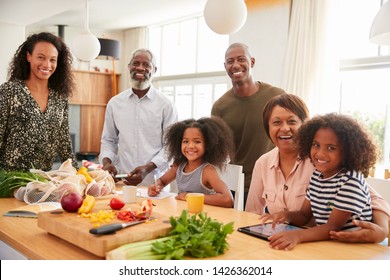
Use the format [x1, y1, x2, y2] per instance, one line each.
[109, 197, 125, 210]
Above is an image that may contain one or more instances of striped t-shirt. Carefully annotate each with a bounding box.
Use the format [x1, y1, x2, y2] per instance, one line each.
[306, 169, 372, 230]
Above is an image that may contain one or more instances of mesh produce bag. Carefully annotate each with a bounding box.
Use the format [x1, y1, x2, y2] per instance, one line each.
[17, 181, 81, 204]
[85, 169, 115, 197]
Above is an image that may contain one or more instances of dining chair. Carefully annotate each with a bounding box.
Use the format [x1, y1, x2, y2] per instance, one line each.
[365, 177, 390, 204]
[365, 177, 390, 247]
[385, 169, 390, 179]
[217, 163, 245, 211]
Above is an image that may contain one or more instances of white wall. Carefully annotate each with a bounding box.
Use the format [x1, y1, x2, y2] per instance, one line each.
[230, 0, 290, 87]
[0, 22, 25, 83]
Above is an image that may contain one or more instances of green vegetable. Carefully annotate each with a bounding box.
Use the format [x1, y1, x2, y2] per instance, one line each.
[0, 170, 48, 198]
[106, 210, 234, 260]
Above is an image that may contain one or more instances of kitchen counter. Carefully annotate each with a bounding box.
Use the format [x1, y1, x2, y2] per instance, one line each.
[0, 194, 389, 260]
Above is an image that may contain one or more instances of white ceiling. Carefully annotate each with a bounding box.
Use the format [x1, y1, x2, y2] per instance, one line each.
[0, 0, 207, 30]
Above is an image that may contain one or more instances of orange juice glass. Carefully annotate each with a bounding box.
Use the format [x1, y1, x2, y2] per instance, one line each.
[186, 193, 204, 213]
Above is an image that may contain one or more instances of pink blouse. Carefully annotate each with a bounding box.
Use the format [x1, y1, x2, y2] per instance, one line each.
[245, 147, 390, 217]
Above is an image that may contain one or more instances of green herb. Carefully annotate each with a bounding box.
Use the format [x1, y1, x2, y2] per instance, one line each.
[0, 170, 48, 198]
[106, 210, 234, 260]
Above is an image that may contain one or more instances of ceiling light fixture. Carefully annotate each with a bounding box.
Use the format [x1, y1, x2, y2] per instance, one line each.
[71, 0, 101, 61]
[204, 0, 247, 34]
[97, 38, 121, 95]
[369, 0, 390, 45]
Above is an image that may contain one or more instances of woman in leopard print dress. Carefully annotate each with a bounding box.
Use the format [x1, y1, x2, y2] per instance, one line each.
[0, 32, 77, 171]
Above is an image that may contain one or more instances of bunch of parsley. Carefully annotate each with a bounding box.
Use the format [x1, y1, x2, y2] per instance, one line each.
[106, 210, 234, 260]
[0, 170, 48, 198]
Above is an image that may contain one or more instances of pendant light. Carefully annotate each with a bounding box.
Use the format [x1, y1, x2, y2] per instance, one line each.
[72, 0, 101, 61]
[97, 38, 121, 95]
[369, 0, 390, 45]
[204, 0, 247, 34]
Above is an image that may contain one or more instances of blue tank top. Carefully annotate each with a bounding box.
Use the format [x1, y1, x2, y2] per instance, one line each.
[176, 162, 215, 194]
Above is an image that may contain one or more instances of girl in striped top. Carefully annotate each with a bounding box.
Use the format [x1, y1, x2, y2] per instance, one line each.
[263, 113, 377, 250]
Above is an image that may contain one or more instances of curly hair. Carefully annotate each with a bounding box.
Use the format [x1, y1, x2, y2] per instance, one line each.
[7, 32, 75, 98]
[164, 116, 235, 169]
[262, 93, 309, 139]
[295, 113, 377, 177]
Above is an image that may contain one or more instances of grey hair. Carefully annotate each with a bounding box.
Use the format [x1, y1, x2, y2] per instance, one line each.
[129, 48, 156, 67]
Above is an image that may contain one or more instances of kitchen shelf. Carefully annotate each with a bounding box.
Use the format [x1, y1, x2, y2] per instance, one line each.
[70, 70, 120, 153]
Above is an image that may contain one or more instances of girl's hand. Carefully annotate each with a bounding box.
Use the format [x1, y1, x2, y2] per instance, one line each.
[259, 211, 288, 228]
[268, 231, 301, 250]
[175, 192, 188, 201]
[148, 184, 161, 197]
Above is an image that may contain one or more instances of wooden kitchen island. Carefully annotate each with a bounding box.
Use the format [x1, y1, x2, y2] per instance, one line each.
[0, 193, 389, 260]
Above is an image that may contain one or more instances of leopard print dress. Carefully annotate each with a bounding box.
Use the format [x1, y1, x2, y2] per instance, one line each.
[0, 80, 77, 171]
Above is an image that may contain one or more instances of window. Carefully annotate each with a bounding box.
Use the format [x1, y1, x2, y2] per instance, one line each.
[148, 16, 230, 120]
[156, 76, 228, 120]
[336, 0, 390, 177]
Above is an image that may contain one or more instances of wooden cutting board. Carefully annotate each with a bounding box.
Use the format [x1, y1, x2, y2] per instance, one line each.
[37, 199, 172, 258]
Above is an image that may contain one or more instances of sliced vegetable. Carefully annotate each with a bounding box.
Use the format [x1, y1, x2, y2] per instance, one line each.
[77, 167, 93, 183]
[134, 199, 153, 218]
[106, 210, 234, 260]
[0, 170, 48, 198]
[117, 210, 137, 222]
[77, 195, 96, 214]
[80, 209, 116, 227]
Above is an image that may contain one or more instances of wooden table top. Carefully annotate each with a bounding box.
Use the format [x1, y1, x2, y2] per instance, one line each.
[1, 193, 389, 260]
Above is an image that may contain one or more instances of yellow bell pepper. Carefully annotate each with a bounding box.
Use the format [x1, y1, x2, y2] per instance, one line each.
[78, 195, 96, 214]
[77, 167, 93, 183]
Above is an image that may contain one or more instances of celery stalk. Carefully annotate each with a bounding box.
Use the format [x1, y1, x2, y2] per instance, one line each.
[106, 236, 173, 260]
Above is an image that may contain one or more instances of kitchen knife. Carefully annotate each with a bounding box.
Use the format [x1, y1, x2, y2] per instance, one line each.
[89, 218, 152, 235]
[114, 174, 129, 179]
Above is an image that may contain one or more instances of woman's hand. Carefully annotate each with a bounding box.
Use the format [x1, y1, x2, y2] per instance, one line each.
[259, 211, 288, 228]
[329, 219, 387, 243]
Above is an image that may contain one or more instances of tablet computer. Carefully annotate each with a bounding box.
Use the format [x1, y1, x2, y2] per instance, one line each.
[237, 223, 304, 241]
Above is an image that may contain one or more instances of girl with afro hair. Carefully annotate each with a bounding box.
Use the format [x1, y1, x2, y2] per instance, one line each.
[148, 116, 235, 208]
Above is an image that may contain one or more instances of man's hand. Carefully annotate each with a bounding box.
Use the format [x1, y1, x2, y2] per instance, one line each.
[123, 163, 156, 186]
[329, 219, 387, 243]
[101, 157, 120, 182]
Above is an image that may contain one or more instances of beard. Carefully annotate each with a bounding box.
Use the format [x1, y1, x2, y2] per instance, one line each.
[129, 71, 153, 90]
